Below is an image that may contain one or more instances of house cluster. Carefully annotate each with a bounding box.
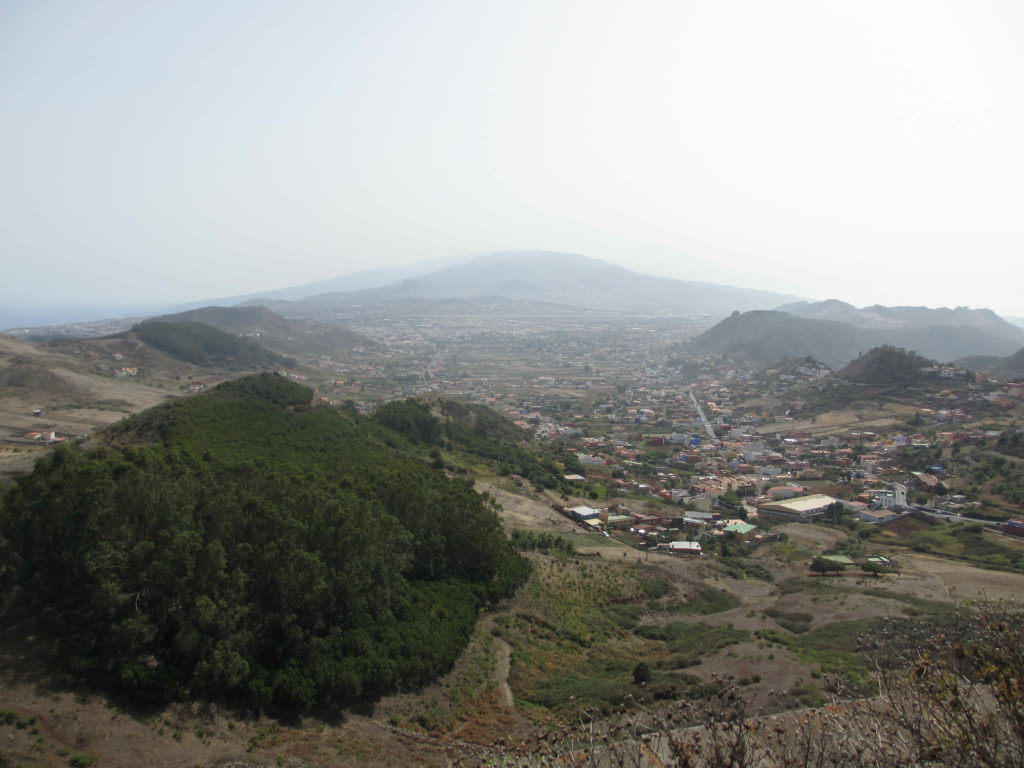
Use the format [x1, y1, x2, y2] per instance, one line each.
[517, 361, 1002, 534]
[554, 499, 775, 558]
[313, 315, 1023, 526]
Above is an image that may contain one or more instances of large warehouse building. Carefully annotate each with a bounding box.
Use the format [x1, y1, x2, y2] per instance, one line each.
[757, 494, 839, 522]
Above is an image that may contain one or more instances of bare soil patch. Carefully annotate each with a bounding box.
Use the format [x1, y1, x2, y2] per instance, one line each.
[774, 522, 848, 551]
[900, 552, 1024, 601]
[478, 482, 573, 533]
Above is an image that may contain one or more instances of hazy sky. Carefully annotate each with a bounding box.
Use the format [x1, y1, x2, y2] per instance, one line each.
[3, 0, 1023, 323]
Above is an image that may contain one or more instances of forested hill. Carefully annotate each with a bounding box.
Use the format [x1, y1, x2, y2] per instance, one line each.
[0, 374, 527, 715]
[834, 346, 936, 385]
[372, 395, 579, 492]
[134, 320, 293, 369]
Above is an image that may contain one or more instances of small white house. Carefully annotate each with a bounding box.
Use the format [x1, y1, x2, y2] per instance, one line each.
[659, 540, 702, 557]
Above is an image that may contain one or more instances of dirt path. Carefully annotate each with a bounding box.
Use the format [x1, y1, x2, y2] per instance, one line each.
[479, 614, 516, 711]
[493, 635, 515, 710]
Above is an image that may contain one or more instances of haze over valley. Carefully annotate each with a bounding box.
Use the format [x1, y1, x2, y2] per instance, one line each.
[4, 247, 1024, 765]
[4, 1, 1024, 765]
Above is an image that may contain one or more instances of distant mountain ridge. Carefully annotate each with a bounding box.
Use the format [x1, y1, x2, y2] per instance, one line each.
[246, 250, 803, 319]
[957, 347, 1024, 381]
[167, 254, 475, 311]
[778, 300, 1024, 346]
[691, 306, 1024, 368]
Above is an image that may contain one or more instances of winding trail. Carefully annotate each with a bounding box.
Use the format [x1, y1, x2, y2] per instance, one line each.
[480, 614, 516, 711]
[493, 634, 515, 710]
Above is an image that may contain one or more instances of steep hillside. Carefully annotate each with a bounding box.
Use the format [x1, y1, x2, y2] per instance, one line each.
[958, 346, 1024, 381]
[150, 305, 371, 359]
[134, 320, 292, 369]
[151, 305, 296, 336]
[691, 309, 1020, 368]
[689, 311, 868, 368]
[781, 300, 1024, 345]
[0, 375, 527, 714]
[372, 395, 574, 491]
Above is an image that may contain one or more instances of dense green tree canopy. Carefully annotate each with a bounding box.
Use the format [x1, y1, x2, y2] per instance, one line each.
[372, 396, 574, 492]
[0, 374, 527, 715]
[134, 320, 294, 369]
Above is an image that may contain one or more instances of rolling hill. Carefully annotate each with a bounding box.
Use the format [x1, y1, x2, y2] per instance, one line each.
[690, 308, 1023, 368]
[134, 320, 292, 369]
[834, 345, 936, 385]
[147, 305, 372, 359]
[0, 332, 187, 430]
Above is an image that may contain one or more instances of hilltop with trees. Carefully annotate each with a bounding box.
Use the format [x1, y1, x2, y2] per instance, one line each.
[133, 320, 294, 370]
[0, 374, 527, 715]
[834, 345, 935, 385]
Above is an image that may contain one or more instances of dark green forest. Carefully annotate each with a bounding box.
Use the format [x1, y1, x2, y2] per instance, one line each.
[0, 375, 527, 715]
[373, 396, 574, 491]
[998, 429, 1024, 459]
[134, 320, 294, 369]
[835, 345, 934, 385]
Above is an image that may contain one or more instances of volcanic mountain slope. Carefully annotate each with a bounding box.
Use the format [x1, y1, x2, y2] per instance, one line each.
[690, 308, 1022, 368]
[247, 251, 803, 319]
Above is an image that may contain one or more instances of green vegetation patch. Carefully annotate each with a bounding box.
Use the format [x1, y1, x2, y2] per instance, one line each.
[634, 621, 749, 665]
[773, 539, 816, 567]
[762, 608, 813, 634]
[506, 558, 683, 718]
[997, 429, 1024, 459]
[527, 652, 637, 715]
[757, 619, 878, 693]
[136, 321, 292, 369]
[372, 396, 579, 492]
[666, 583, 741, 615]
[716, 556, 774, 582]
[0, 375, 527, 715]
[859, 588, 957, 621]
[901, 521, 1024, 571]
[511, 529, 578, 555]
